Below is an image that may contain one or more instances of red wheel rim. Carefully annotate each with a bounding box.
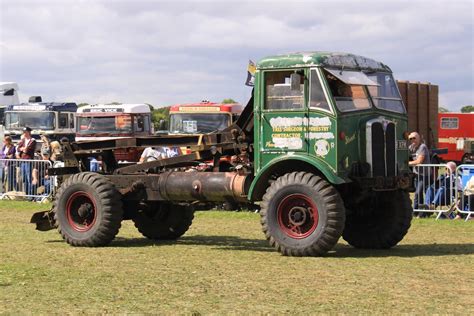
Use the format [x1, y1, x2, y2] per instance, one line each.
[277, 193, 319, 239]
[65, 191, 97, 232]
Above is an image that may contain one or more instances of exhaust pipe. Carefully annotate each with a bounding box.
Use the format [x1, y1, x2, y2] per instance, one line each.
[157, 172, 250, 202]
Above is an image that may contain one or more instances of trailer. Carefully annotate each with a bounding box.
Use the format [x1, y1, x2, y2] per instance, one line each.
[397, 81, 438, 148]
[31, 51, 413, 256]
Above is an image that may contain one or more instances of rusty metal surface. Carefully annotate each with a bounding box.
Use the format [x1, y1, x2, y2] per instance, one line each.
[71, 133, 237, 153]
[105, 171, 249, 202]
[158, 171, 249, 202]
[114, 150, 214, 174]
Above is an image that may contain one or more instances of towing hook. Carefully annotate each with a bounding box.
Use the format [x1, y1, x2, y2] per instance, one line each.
[30, 209, 56, 231]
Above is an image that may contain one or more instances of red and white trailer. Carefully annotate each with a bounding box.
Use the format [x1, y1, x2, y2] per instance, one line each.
[438, 112, 474, 163]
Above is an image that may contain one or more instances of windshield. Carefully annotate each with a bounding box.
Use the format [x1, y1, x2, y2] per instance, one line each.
[77, 115, 132, 135]
[366, 72, 405, 113]
[5, 111, 55, 130]
[169, 113, 230, 133]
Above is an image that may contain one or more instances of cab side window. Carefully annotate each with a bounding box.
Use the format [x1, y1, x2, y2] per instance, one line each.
[69, 113, 74, 128]
[310, 70, 330, 111]
[59, 113, 68, 128]
[134, 114, 150, 133]
[265, 70, 304, 110]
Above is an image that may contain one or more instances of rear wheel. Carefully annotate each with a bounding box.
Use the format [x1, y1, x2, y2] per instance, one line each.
[260, 172, 345, 256]
[54, 172, 123, 246]
[133, 202, 194, 240]
[343, 190, 412, 249]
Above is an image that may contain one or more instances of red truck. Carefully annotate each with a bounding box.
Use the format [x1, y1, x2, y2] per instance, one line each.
[438, 112, 474, 163]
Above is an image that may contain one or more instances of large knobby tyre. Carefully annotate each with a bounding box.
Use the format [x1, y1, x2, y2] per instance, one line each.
[133, 202, 194, 240]
[342, 190, 412, 249]
[260, 172, 346, 256]
[54, 172, 123, 247]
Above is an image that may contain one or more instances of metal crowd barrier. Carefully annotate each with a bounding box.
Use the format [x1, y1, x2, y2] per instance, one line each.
[412, 163, 459, 220]
[0, 158, 54, 202]
[455, 165, 474, 221]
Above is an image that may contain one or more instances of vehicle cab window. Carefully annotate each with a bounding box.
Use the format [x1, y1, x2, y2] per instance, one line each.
[310, 69, 331, 112]
[265, 70, 305, 110]
[324, 71, 371, 112]
[69, 113, 75, 128]
[134, 114, 149, 133]
[59, 112, 69, 128]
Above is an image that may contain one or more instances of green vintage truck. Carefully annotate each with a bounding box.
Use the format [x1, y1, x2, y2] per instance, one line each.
[32, 51, 413, 256]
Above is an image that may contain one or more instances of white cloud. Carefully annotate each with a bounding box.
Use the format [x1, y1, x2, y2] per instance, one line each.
[0, 0, 472, 110]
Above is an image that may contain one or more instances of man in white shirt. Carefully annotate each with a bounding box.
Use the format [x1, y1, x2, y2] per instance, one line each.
[138, 147, 161, 163]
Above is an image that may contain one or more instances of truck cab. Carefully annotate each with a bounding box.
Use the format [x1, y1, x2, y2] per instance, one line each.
[252, 52, 409, 196]
[75, 104, 153, 162]
[0, 82, 20, 128]
[169, 101, 243, 134]
[4, 101, 77, 143]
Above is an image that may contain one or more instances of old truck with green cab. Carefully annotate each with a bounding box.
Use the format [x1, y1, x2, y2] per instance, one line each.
[32, 51, 413, 256]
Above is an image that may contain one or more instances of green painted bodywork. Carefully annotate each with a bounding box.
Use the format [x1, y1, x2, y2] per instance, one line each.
[248, 51, 409, 201]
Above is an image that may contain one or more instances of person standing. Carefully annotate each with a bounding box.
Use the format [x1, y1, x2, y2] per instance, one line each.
[0, 136, 16, 192]
[408, 132, 431, 214]
[32, 149, 52, 197]
[16, 127, 37, 196]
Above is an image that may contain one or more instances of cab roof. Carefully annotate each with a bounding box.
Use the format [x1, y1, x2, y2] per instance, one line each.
[169, 101, 243, 114]
[7, 102, 77, 112]
[0, 82, 19, 91]
[257, 51, 391, 72]
[77, 103, 151, 114]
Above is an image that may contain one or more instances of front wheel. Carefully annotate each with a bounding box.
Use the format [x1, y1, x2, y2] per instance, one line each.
[54, 172, 123, 246]
[342, 190, 413, 249]
[260, 172, 346, 256]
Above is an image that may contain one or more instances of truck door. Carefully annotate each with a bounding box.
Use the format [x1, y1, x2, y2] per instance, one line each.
[260, 69, 308, 153]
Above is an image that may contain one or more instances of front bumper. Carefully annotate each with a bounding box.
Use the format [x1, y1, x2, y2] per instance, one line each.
[351, 172, 414, 191]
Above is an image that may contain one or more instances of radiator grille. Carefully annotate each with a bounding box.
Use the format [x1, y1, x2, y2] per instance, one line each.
[371, 122, 385, 176]
[367, 119, 397, 177]
[385, 122, 396, 176]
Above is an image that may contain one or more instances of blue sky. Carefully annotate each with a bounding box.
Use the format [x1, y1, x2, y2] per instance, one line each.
[0, 0, 472, 110]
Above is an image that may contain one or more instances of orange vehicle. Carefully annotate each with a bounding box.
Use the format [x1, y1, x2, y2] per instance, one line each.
[168, 101, 243, 135]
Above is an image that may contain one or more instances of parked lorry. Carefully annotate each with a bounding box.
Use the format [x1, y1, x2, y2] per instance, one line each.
[31, 51, 413, 256]
[0, 82, 20, 131]
[4, 98, 77, 143]
[437, 112, 474, 163]
[169, 101, 244, 170]
[75, 103, 153, 162]
[169, 101, 243, 134]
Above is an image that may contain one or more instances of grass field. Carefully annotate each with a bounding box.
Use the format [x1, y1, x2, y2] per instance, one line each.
[0, 201, 473, 314]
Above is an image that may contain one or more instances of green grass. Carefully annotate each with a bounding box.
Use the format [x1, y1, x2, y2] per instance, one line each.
[0, 201, 473, 314]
